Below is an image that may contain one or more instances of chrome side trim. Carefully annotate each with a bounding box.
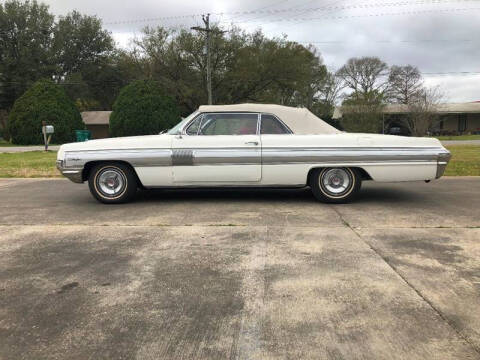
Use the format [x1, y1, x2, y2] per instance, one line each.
[62, 146, 447, 169]
[192, 149, 261, 165]
[64, 149, 172, 168]
[172, 149, 194, 166]
[261, 147, 440, 164]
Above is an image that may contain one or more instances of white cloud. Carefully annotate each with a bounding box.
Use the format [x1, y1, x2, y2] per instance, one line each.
[41, 0, 480, 102]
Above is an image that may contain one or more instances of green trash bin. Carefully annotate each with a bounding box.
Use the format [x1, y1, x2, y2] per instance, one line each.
[75, 130, 91, 142]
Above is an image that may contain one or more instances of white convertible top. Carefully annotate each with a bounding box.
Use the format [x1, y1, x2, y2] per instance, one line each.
[198, 103, 341, 135]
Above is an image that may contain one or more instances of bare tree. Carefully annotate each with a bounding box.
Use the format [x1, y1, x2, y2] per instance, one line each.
[336, 56, 389, 98]
[318, 72, 343, 106]
[387, 65, 423, 104]
[405, 86, 444, 136]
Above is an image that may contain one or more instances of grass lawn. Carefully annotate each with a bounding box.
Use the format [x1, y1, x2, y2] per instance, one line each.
[0, 146, 478, 178]
[444, 145, 480, 176]
[0, 140, 18, 147]
[0, 151, 59, 177]
[435, 134, 480, 141]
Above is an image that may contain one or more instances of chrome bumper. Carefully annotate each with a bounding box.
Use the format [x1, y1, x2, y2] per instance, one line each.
[436, 151, 452, 179]
[56, 160, 84, 183]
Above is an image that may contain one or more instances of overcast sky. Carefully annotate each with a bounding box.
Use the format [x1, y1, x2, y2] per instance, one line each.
[41, 0, 480, 102]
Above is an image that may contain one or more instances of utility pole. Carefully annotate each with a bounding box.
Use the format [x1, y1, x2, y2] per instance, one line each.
[192, 14, 213, 105]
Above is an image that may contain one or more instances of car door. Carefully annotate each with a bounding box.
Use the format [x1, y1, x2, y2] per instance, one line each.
[171, 112, 261, 183]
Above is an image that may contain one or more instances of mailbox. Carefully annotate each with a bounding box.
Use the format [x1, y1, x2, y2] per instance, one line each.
[41, 123, 54, 151]
[42, 125, 54, 134]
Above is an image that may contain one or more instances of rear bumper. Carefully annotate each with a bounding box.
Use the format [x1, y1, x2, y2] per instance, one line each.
[436, 151, 452, 179]
[56, 160, 83, 183]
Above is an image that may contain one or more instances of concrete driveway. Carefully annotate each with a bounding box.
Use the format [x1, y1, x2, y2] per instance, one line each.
[0, 178, 479, 359]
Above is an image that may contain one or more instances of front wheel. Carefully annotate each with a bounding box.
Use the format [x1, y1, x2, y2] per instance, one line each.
[310, 167, 361, 203]
[88, 163, 138, 204]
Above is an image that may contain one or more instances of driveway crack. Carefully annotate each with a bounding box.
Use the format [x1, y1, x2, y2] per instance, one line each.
[329, 205, 480, 356]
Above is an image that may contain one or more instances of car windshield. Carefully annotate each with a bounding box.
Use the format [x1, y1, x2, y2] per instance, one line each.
[167, 112, 199, 135]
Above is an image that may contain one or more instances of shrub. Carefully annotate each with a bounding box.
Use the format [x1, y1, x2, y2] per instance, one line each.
[109, 80, 180, 137]
[7, 80, 84, 144]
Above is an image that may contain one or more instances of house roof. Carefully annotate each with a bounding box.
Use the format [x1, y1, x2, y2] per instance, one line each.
[198, 104, 340, 135]
[333, 102, 480, 119]
[81, 111, 111, 125]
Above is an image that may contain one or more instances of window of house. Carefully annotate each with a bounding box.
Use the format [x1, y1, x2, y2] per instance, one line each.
[458, 114, 467, 132]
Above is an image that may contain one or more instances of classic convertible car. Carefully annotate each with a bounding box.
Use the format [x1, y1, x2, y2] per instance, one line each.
[57, 104, 451, 204]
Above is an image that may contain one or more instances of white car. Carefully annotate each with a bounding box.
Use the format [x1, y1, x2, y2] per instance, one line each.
[57, 104, 451, 204]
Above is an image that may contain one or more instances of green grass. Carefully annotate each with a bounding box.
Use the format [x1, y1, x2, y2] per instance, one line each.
[0, 151, 59, 177]
[435, 134, 480, 141]
[444, 145, 480, 176]
[0, 146, 478, 178]
[0, 140, 17, 147]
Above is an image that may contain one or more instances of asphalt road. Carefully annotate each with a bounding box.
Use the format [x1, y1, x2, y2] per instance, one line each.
[0, 178, 479, 359]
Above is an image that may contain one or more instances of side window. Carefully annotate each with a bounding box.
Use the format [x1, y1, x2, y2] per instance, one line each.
[261, 114, 290, 134]
[185, 115, 203, 135]
[200, 113, 258, 135]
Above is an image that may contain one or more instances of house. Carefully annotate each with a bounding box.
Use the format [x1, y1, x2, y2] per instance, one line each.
[81, 111, 111, 139]
[333, 102, 480, 135]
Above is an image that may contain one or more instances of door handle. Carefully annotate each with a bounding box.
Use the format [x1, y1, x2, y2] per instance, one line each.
[245, 141, 259, 145]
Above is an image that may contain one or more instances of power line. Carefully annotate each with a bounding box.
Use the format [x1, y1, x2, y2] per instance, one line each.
[220, 6, 480, 23]
[218, 0, 479, 21]
[298, 39, 476, 44]
[103, 14, 200, 26]
[82, 0, 480, 27]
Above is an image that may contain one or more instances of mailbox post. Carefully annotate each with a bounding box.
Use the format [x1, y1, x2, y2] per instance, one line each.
[41, 121, 54, 151]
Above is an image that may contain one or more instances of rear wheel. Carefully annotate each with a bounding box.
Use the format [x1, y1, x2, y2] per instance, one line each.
[88, 163, 138, 204]
[310, 167, 361, 203]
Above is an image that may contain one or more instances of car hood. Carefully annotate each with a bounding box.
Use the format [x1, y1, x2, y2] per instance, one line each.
[60, 134, 171, 151]
[57, 134, 172, 160]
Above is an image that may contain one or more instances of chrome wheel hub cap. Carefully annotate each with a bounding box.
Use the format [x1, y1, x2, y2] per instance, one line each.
[321, 168, 351, 196]
[97, 169, 126, 197]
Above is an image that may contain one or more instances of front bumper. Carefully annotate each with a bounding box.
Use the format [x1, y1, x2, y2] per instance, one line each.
[56, 160, 84, 183]
[436, 151, 452, 179]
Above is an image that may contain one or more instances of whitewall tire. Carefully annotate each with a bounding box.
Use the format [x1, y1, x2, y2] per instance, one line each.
[88, 163, 138, 204]
[310, 167, 361, 203]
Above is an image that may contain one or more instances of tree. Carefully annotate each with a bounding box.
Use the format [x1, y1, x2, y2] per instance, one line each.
[109, 80, 180, 137]
[131, 26, 332, 116]
[53, 11, 113, 75]
[0, 0, 55, 110]
[7, 79, 84, 144]
[310, 72, 343, 127]
[53, 11, 118, 110]
[387, 65, 443, 136]
[336, 57, 389, 98]
[387, 65, 423, 104]
[336, 57, 389, 133]
[339, 90, 385, 133]
[404, 86, 443, 136]
[0, 109, 8, 140]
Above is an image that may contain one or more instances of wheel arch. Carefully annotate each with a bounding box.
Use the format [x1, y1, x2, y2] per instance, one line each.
[306, 166, 372, 186]
[82, 160, 145, 188]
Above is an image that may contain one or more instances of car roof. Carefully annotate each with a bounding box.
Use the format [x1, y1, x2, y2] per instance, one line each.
[198, 103, 340, 135]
